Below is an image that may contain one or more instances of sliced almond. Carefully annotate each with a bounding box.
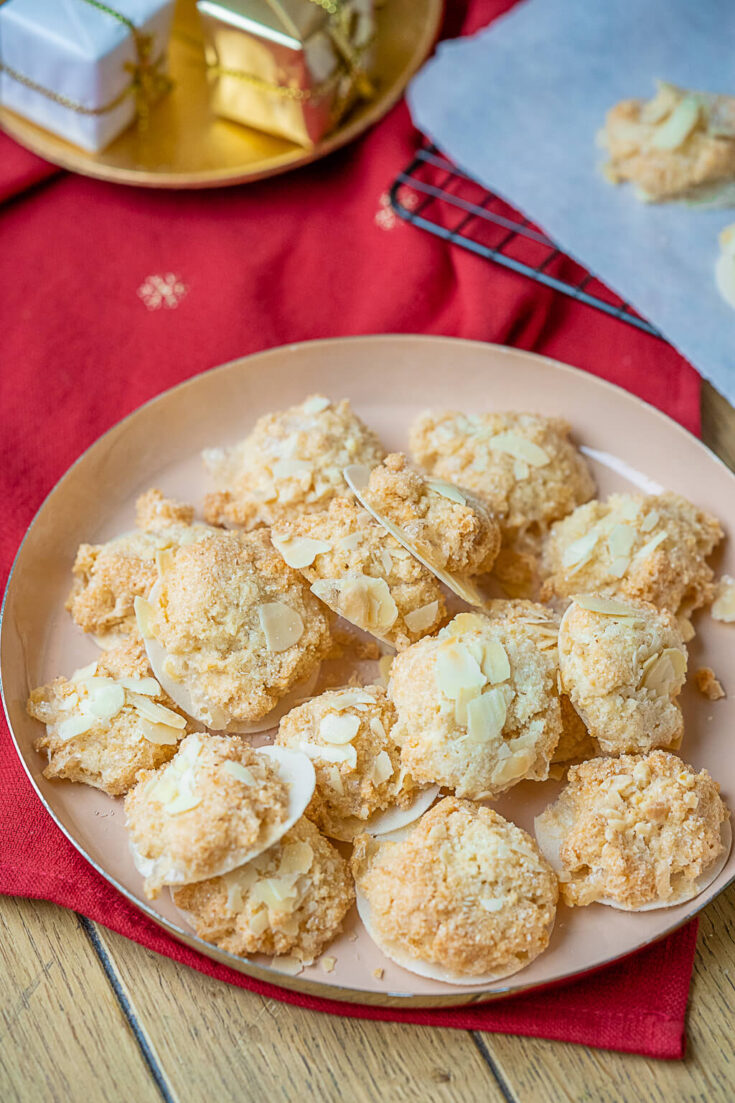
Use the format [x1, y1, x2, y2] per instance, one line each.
[320, 712, 360, 744]
[632, 530, 667, 563]
[640, 648, 687, 694]
[378, 654, 394, 687]
[513, 459, 530, 481]
[338, 532, 362, 553]
[712, 575, 735, 622]
[608, 525, 636, 558]
[139, 720, 181, 746]
[128, 692, 187, 728]
[302, 395, 330, 415]
[271, 534, 332, 569]
[404, 600, 440, 634]
[608, 555, 630, 579]
[443, 613, 488, 636]
[492, 747, 535, 786]
[222, 760, 257, 785]
[56, 713, 96, 742]
[426, 478, 466, 504]
[117, 676, 161, 696]
[618, 499, 641, 522]
[279, 840, 314, 877]
[562, 530, 599, 571]
[574, 595, 641, 617]
[481, 639, 511, 684]
[300, 741, 358, 769]
[454, 683, 482, 725]
[371, 750, 394, 785]
[369, 716, 388, 740]
[258, 602, 304, 652]
[155, 547, 175, 577]
[487, 432, 550, 467]
[466, 687, 507, 743]
[134, 596, 154, 639]
[164, 790, 202, 816]
[436, 642, 486, 700]
[651, 95, 700, 150]
[640, 510, 660, 533]
[85, 681, 126, 722]
[641, 81, 680, 125]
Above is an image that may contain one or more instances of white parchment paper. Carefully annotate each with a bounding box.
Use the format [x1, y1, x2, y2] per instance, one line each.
[407, 0, 735, 403]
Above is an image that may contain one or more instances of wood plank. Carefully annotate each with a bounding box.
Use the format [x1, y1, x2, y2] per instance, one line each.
[474, 880, 735, 1103]
[701, 381, 735, 472]
[92, 922, 507, 1103]
[0, 897, 160, 1103]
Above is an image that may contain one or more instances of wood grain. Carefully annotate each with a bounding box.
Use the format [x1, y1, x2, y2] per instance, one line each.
[701, 381, 735, 472]
[91, 922, 505, 1103]
[474, 882, 735, 1103]
[0, 897, 159, 1103]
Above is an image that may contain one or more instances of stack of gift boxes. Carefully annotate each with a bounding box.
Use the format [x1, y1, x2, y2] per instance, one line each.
[0, 0, 376, 152]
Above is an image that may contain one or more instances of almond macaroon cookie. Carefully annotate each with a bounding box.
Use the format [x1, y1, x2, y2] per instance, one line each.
[27, 640, 192, 796]
[271, 496, 445, 650]
[125, 734, 315, 898]
[558, 595, 687, 755]
[135, 528, 331, 731]
[353, 452, 501, 578]
[202, 395, 386, 530]
[535, 751, 730, 910]
[388, 610, 562, 799]
[409, 410, 595, 547]
[173, 817, 354, 964]
[276, 685, 437, 841]
[352, 797, 558, 983]
[66, 489, 215, 649]
[541, 492, 723, 633]
[600, 81, 735, 204]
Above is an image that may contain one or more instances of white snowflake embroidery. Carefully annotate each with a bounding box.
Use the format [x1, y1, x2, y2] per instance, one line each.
[374, 189, 418, 231]
[137, 273, 188, 310]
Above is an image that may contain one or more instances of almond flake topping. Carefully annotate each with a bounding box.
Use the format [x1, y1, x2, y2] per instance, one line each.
[378, 655, 394, 687]
[300, 741, 358, 769]
[279, 840, 314, 877]
[134, 596, 154, 639]
[320, 713, 360, 745]
[632, 530, 667, 563]
[369, 716, 388, 740]
[562, 530, 599, 571]
[651, 95, 700, 150]
[222, 760, 257, 785]
[574, 595, 641, 617]
[513, 459, 530, 480]
[487, 432, 550, 467]
[321, 956, 337, 973]
[711, 575, 735, 622]
[271, 533, 332, 569]
[640, 648, 687, 694]
[640, 510, 660, 533]
[302, 395, 331, 415]
[140, 720, 180, 746]
[82, 679, 126, 721]
[258, 602, 304, 652]
[117, 676, 161, 696]
[444, 613, 488, 636]
[608, 525, 636, 558]
[481, 639, 511, 684]
[128, 692, 187, 728]
[371, 750, 394, 785]
[57, 714, 96, 742]
[466, 687, 507, 744]
[404, 601, 440, 634]
[426, 478, 466, 504]
[608, 556, 630, 579]
[436, 643, 486, 700]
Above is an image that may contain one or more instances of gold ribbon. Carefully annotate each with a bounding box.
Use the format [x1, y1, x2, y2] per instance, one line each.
[0, 0, 172, 126]
[208, 0, 375, 114]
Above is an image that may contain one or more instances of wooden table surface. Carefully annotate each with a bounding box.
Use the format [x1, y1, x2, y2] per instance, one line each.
[2, 382, 734, 1103]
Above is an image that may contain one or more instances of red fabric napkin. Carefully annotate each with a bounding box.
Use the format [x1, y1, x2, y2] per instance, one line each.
[0, 0, 703, 1060]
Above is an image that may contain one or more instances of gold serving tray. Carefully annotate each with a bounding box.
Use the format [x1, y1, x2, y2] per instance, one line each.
[0, 0, 443, 188]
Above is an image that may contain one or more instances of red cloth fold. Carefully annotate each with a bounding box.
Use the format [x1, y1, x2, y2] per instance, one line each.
[0, 0, 702, 1059]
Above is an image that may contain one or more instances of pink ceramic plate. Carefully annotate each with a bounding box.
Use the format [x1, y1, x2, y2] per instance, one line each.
[2, 335, 734, 1007]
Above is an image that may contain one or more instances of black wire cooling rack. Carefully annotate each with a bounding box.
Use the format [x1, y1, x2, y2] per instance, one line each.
[389, 144, 662, 339]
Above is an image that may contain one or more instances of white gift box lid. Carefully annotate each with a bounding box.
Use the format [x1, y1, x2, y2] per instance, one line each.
[0, 0, 173, 151]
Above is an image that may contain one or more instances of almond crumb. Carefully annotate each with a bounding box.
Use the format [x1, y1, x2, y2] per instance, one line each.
[695, 667, 725, 701]
[373, 968, 384, 980]
[320, 956, 337, 973]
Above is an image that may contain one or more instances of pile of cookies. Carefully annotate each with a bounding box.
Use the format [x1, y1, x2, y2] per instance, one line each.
[27, 395, 733, 984]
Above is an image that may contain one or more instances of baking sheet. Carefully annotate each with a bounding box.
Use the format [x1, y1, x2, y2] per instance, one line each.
[407, 0, 735, 404]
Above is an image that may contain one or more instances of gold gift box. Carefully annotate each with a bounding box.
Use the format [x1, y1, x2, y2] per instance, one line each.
[197, 0, 375, 147]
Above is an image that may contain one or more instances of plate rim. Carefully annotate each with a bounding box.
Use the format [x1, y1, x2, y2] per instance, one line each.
[2, 333, 734, 1008]
[0, 0, 444, 190]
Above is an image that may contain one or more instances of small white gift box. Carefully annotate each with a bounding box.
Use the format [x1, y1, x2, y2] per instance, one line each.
[0, 0, 174, 152]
